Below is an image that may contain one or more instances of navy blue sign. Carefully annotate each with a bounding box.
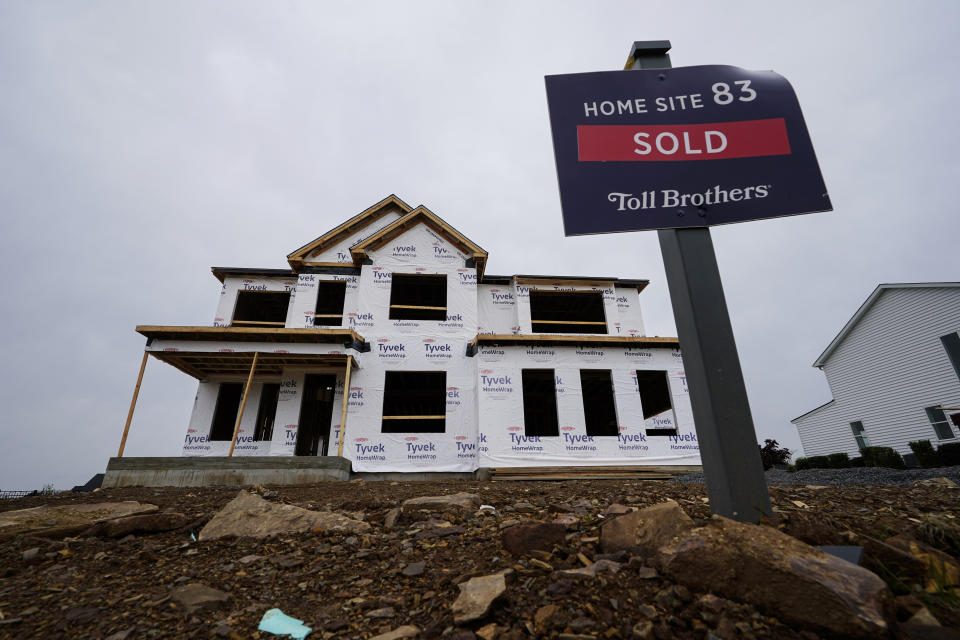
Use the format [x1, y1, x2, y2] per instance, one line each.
[545, 65, 831, 235]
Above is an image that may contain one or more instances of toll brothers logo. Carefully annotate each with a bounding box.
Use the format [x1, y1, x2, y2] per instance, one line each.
[377, 338, 407, 361]
[423, 338, 453, 362]
[560, 426, 597, 455]
[404, 436, 437, 464]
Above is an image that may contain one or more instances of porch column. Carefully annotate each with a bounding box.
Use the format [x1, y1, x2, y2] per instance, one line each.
[117, 352, 149, 457]
[228, 352, 259, 457]
[336, 356, 353, 457]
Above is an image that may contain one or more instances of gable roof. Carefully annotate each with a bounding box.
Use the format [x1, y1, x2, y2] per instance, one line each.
[812, 282, 960, 367]
[349, 205, 489, 277]
[287, 194, 413, 269]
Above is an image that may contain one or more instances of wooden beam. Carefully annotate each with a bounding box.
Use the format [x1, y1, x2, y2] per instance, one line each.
[382, 415, 446, 420]
[228, 352, 259, 457]
[117, 352, 150, 457]
[336, 356, 353, 457]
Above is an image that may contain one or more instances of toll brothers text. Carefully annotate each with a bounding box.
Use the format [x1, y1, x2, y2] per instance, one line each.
[608, 183, 769, 211]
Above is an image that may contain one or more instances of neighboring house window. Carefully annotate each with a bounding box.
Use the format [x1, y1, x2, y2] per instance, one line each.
[232, 291, 290, 326]
[253, 383, 280, 441]
[580, 370, 618, 436]
[942, 332, 960, 381]
[209, 383, 243, 441]
[529, 290, 607, 334]
[637, 370, 677, 436]
[389, 274, 447, 321]
[925, 406, 956, 440]
[314, 281, 347, 326]
[850, 421, 871, 450]
[522, 369, 559, 437]
[381, 371, 446, 433]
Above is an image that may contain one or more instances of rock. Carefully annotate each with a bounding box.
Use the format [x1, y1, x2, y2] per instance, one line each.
[369, 626, 421, 640]
[656, 516, 893, 639]
[884, 534, 960, 591]
[913, 477, 958, 488]
[534, 604, 560, 633]
[451, 571, 508, 623]
[384, 507, 401, 528]
[552, 514, 580, 531]
[632, 620, 654, 639]
[553, 559, 622, 580]
[83, 511, 192, 538]
[501, 521, 567, 556]
[476, 623, 498, 640]
[900, 624, 960, 640]
[779, 511, 846, 546]
[64, 607, 99, 621]
[513, 502, 537, 513]
[402, 561, 425, 577]
[546, 579, 574, 595]
[238, 554, 263, 565]
[104, 629, 133, 640]
[635, 566, 658, 579]
[600, 499, 694, 556]
[199, 491, 369, 540]
[0, 501, 158, 538]
[401, 493, 481, 512]
[907, 606, 940, 626]
[21, 547, 40, 563]
[602, 503, 632, 516]
[170, 583, 232, 614]
[365, 607, 395, 618]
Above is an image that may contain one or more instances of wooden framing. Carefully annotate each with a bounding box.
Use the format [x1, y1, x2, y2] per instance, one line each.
[117, 352, 149, 458]
[228, 352, 259, 457]
[287, 195, 413, 269]
[382, 415, 445, 420]
[137, 325, 364, 344]
[516, 277, 617, 288]
[148, 351, 359, 380]
[349, 206, 488, 277]
[336, 356, 353, 457]
[472, 334, 680, 348]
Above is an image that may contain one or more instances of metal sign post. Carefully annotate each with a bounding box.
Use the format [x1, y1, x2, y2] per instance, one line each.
[630, 41, 772, 521]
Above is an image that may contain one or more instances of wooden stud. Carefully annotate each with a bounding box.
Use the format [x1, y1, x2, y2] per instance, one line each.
[117, 352, 150, 458]
[228, 352, 259, 457]
[382, 415, 446, 420]
[390, 304, 447, 311]
[336, 356, 353, 457]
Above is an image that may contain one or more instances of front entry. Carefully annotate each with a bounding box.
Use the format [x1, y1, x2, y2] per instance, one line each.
[295, 374, 337, 456]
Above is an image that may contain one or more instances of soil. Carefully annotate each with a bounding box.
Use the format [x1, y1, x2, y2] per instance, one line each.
[0, 478, 958, 639]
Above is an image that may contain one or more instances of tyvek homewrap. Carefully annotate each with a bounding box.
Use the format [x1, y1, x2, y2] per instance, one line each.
[342, 223, 479, 472]
[213, 276, 299, 328]
[474, 344, 697, 466]
[303, 209, 404, 264]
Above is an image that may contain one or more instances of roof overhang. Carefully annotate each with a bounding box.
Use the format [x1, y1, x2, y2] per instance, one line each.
[137, 325, 366, 346]
[812, 282, 960, 367]
[149, 350, 359, 380]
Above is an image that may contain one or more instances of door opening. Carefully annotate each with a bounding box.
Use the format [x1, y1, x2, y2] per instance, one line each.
[296, 374, 337, 456]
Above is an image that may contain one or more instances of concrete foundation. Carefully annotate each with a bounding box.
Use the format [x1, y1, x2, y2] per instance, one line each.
[103, 456, 352, 488]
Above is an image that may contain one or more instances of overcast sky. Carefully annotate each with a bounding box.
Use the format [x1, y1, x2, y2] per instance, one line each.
[1, 2, 956, 489]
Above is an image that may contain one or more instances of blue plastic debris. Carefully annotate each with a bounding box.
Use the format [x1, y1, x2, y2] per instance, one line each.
[258, 608, 312, 639]
[190, 532, 197, 542]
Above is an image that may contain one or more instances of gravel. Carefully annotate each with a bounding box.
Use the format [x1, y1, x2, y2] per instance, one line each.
[674, 465, 960, 486]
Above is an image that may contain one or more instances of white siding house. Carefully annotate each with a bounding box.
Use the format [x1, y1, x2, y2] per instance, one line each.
[792, 283, 960, 459]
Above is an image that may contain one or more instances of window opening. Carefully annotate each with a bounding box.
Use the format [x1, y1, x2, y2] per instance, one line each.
[522, 369, 559, 437]
[942, 333, 960, 381]
[636, 370, 677, 436]
[529, 290, 607, 334]
[389, 274, 447, 321]
[232, 290, 290, 326]
[209, 383, 243, 441]
[850, 420, 871, 450]
[253, 383, 280, 441]
[382, 371, 446, 433]
[580, 370, 619, 436]
[925, 406, 955, 441]
[314, 280, 347, 326]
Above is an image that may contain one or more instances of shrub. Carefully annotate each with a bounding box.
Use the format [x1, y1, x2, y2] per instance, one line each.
[908, 440, 941, 468]
[795, 454, 841, 470]
[826, 452, 851, 468]
[859, 446, 906, 469]
[938, 442, 960, 466]
[758, 439, 792, 470]
[850, 456, 865, 467]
